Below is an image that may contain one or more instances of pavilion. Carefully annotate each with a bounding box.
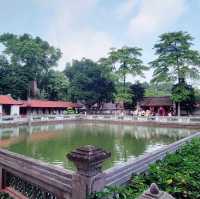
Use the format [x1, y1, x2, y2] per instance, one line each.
[20, 99, 79, 115]
[139, 96, 174, 116]
[0, 95, 21, 116]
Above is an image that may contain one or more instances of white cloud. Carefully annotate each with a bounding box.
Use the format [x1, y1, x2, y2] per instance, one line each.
[65, 31, 112, 61]
[35, 0, 113, 70]
[52, 30, 113, 69]
[34, 0, 187, 74]
[128, 0, 187, 41]
[116, 0, 139, 19]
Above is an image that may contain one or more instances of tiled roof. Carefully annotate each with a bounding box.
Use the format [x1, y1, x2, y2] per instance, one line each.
[101, 102, 123, 110]
[140, 96, 173, 107]
[20, 99, 78, 108]
[102, 102, 117, 110]
[0, 95, 21, 105]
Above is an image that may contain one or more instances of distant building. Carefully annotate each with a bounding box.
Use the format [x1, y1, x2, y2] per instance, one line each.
[89, 102, 123, 114]
[0, 95, 21, 116]
[139, 96, 173, 116]
[193, 99, 200, 116]
[100, 102, 123, 114]
[20, 99, 79, 115]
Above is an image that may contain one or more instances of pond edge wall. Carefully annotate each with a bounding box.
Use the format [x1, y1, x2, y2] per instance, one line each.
[1, 114, 200, 129]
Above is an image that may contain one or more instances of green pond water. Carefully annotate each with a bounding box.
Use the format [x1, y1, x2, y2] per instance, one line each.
[0, 122, 193, 170]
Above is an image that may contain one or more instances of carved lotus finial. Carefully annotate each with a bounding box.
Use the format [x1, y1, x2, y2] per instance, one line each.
[150, 183, 160, 195]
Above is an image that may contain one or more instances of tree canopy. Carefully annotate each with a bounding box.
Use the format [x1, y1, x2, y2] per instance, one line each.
[0, 33, 61, 80]
[0, 54, 30, 99]
[65, 58, 116, 108]
[144, 82, 173, 97]
[122, 82, 145, 109]
[38, 70, 69, 100]
[115, 85, 133, 104]
[106, 46, 147, 103]
[150, 31, 200, 115]
[0, 33, 62, 99]
[130, 82, 145, 104]
[171, 80, 195, 115]
[151, 31, 200, 83]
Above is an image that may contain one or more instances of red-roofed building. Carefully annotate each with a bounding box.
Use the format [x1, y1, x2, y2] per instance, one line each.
[139, 96, 174, 116]
[20, 99, 79, 115]
[0, 95, 21, 115]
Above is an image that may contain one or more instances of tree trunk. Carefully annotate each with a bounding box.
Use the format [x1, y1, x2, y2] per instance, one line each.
[120, 101, 125, 111]
[136, 101, 140, 111]
[123, 61, 126, 93]
[123, 74, 126, 93]
[177, 102, 181, 117]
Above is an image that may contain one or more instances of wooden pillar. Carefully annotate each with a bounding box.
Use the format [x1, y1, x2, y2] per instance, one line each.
[67, 145, 111, 199]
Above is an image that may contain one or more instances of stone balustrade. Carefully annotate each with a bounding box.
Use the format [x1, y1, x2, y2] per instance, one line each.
[1, 114, 200, 127]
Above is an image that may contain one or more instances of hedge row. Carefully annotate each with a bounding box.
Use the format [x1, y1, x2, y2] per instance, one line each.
[89, 138, 200, 199]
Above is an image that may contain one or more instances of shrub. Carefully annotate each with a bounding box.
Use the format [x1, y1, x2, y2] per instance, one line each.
[0, 192, 13, 199]
[89, 138, 200, 199]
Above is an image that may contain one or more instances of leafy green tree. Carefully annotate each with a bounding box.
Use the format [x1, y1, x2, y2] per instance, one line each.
[194, 88, 200, 102]
[151, 31, 200, 115]
[171, 80, 195, 115]
[151, 31, 200, 83]
[115, 86, 133, 105]
[144, 82, 173, 97]
[65, 58, 116, 109]
[129, 82, 145, 108]
[107, 46, 147, 105]
[39, 70, 69, 100]
[0, 55, 11, 95]
[0, 33, 61, 99]
[0, 55, 29, 98]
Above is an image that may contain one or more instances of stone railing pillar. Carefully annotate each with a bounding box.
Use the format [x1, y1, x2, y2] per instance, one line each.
[139, 183, 175, 199]
[67, 145, 111, 199]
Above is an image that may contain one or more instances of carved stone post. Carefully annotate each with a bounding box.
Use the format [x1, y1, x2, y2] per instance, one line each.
[67, 145, 111, 199]
[138, 183, 175, 199]
[0, 167, 3, 189]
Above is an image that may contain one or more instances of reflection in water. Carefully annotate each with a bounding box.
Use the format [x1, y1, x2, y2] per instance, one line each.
[0, 122, 194, 170]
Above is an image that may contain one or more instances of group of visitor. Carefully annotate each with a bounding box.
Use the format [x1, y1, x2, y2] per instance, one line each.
[133, 107, 174, 117]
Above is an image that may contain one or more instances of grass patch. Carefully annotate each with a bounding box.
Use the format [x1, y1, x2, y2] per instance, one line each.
[89, 138, 200, 199]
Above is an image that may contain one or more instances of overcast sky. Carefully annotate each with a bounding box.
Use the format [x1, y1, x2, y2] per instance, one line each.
[0, 0, 200, 82]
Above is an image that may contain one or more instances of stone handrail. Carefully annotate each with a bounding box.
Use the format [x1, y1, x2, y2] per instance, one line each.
[83, 114, 200, 124]
[0, 149, 74, 199]
[1, 114, 200, 126]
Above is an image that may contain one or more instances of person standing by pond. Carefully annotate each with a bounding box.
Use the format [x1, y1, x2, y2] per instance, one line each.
[158, 107, 166, 116]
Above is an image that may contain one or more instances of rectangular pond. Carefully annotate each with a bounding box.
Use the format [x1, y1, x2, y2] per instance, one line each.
[0, 122, 194, 170]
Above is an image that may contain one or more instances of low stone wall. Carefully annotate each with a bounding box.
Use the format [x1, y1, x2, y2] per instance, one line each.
[0, 115, 81, 128]
[0, 149, 74, 199]
[82, 115, 200, 129]
[1, 114, 200, 129]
